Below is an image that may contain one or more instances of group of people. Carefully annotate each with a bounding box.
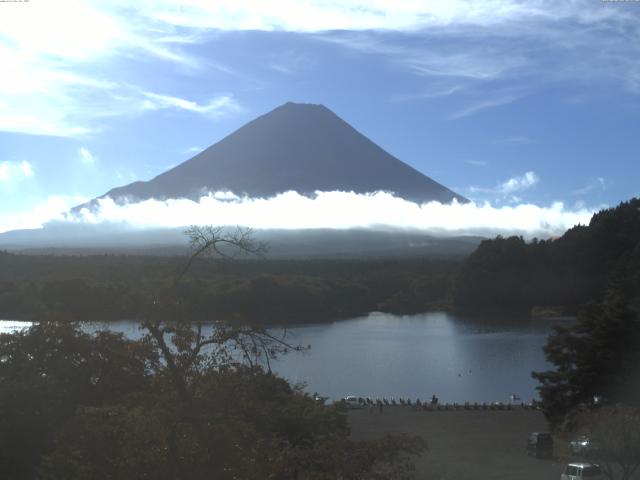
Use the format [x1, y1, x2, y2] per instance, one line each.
[369, 394, 439, 413]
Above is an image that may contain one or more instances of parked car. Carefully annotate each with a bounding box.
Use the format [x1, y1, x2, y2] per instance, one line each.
[342, 396, 365, 409]
[527, 431, 553, 458]
[561, 462, 602, 479]
[568, 435, 593, 456]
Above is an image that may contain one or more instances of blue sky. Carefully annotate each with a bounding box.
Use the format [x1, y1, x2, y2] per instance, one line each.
[0, 0, 639, 234]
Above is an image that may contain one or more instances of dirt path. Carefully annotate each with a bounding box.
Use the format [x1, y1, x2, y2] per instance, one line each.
[349, 406, 565, 480]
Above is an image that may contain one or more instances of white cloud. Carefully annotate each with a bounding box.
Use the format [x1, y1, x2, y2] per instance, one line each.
[0, 161, 34, 183]
[0, 1, 120, 61]
[130, 1, 596, 32]
[313, 3, 640, 103]
[184, 146, 204, 154]
[499, 171, 539, 194]
[1, 0, 639, 138]
[51, 190, 595, 239]
[20, 161, 33, 177]
[0, 195, 88, 234]
[0, 2, 123, 137]
[470, 171, 539, 196]
[0, 2, 232, 137]
[79, 147, 97, 165]
[140, 92, 241, 117]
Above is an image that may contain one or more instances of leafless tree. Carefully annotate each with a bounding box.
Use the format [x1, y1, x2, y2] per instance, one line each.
[142, 224, 305, 388]
[137, 225, 306, 477]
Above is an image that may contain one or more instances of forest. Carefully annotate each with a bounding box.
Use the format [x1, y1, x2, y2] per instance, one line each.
[2, 199, 640, 325]
[0, 253, 458, 324]
[1, 199, 640, 478]
[0, 227, 429, 480]
[453, 198, 640, 315]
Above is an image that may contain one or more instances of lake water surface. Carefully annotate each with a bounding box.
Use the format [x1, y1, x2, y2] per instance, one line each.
[0, 312, 568, 403]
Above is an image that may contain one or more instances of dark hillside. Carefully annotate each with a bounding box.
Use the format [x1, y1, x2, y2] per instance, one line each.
[454, 198, 640, 314]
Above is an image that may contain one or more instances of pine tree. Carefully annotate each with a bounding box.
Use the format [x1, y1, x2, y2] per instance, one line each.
[532, 296, 640, 427]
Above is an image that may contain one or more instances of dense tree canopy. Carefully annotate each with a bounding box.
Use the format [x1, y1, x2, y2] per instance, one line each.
[454, 198, 640, 314]
[453, 199, 640, 429]
[0, 252, 458, 324]
[0, 227, 426, 479]
[532, 295, 640, 427]
[0, 322, 425, 479]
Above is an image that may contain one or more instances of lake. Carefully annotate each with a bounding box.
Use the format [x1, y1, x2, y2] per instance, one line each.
[0, 312, 567, 403]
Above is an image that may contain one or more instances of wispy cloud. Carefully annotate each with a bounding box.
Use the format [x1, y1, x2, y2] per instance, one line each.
[183, 146, 204, 155]
[0, 161, 34, 183]
[0, 2, 233, 137]
[390, 85, 463, 102]
[0, 61, 241, 137]
[450, 93, 523, 119]
[1, 0, 639, 138]
[132, 1, 583, 32]
[140, 91, 241, 117]
[320, 33, 526, 81]
[0, 195, 88, 233]
[79, 147, 97, 166]
[571, 177, 608, 196]
[266, 50, 314, 75]
[312, 2, 640, 109]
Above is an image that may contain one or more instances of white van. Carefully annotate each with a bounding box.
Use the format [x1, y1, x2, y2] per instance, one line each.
[561, 463, 602, 480]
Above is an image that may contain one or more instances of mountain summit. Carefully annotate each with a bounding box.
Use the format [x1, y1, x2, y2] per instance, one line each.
[91, 102, 466, 205]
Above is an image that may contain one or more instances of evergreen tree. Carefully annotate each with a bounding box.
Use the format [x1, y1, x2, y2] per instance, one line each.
[532, 296, 640, 427]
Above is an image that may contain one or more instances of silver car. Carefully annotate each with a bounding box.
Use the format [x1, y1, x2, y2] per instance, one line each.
[561, 462, 602, 480]
[568, 435, 593, 456]
[343, 395, 365, 409]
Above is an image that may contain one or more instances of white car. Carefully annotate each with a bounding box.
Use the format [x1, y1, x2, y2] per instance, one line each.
[343, 396, 365, 409]
[568, 435, 593, 456]
[561, 463, 602, 480]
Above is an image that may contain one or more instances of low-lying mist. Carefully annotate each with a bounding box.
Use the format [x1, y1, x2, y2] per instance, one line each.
[72, 190, 594, 238]
[3, 190, 595, 239]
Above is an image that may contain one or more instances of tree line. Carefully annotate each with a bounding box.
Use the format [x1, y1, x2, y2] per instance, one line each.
[455, 199, 640, 478]
[0, 227, 426, 479]
[0, 253, 457, 324]
[453, 198, 640, 315]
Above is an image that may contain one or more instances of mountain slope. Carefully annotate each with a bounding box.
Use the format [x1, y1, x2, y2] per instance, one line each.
[90, 102, 465, 206]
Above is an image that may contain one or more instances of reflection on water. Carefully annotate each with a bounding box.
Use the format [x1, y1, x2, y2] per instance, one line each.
[271, 312, 570, 402]
[0, 312, 570, 402]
